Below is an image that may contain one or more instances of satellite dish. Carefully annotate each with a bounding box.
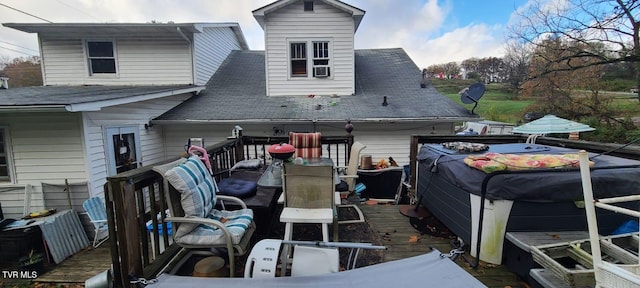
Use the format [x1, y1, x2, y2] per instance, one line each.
[460, 83, 486, 114]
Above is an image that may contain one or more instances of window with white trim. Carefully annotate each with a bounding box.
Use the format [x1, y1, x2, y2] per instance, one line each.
[0, 128, 13, 182]
[87, 41, 117, 75]
[290, 42, 307, 77]
[312, 41, 330, 77]
[289, 40, 331, 78]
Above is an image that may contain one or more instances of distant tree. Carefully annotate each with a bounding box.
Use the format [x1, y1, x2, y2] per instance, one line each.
[479, 57, 505, 83]
[1, 56, 42, 88]
[522, 37, 629, 133]
[502, 41, 532, 98]
[461, 58, 481, 79]
[442, 62, 461, 78]
[424, 64, 443, 78]
[509, 0, 640, 101]
[425, 62, 460, 78]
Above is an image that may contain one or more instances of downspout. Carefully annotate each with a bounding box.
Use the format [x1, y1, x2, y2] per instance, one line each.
[176, 27, 196, 85]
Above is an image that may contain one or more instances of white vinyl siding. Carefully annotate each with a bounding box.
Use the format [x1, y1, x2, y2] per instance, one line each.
[264, 1, 355, 96]
[0, 112, 88, 218]
[162, 121, 454, 168]
[193, 26, 244, 86]
[83, 94, 191, 197]
[41, 37, 193, 85]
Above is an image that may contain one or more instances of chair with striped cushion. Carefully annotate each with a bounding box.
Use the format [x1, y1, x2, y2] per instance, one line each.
[83, 196, 109, 248]
[153, 153, 255, 277]
[289, 132, 322, 158]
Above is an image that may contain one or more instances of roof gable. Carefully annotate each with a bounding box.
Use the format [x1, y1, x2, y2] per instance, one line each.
[252, 0, 365, 31]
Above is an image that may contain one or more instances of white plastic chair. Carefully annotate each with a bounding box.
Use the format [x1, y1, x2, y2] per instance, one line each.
[82, 197, 109, 248]
[244, 239, 384, 279]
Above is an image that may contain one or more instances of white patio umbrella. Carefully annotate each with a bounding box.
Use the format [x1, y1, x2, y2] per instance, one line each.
[513, 114, 595, 134]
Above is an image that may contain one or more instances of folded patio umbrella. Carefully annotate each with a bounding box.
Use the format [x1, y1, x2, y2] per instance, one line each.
[513, 114, 595, 135]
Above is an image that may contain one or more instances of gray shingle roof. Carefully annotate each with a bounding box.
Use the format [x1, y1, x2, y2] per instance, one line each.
[0, 85, 200, 106]
[155, 48, 477, 123]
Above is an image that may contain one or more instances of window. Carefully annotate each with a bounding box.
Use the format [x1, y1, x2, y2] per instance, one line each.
[304, 1, 314, 11]
[289, 40, 332, 78]
[290, 42, 307, 77]
[0, 128, 12, 182]
[312, 41, 330, 77]
[87, 41, 116, 75]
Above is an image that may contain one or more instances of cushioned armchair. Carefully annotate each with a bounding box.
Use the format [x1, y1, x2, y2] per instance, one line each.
[153, 155, 256, 277]
[289, 132, 322, 158]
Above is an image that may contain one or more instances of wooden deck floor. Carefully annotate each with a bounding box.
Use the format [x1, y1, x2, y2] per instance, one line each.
[21, 203, 529, 287]
[360, 204, 528, 288]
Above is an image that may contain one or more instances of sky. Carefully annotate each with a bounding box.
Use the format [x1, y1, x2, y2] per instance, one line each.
[0, 0, 530, 69]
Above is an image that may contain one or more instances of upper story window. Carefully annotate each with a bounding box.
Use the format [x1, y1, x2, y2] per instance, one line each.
[0, 127, 13, 182]
[290, 42, 307, 77]
[289, 40, 331, 78]
[304, 1, 314, 11]
[87, 41, 117, 75]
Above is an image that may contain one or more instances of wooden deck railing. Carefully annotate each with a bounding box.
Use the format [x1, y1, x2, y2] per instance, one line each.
[105, 135, 353, 288]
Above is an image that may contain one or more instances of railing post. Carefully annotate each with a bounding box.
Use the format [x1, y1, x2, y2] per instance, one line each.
[409, 135, 419, 190]
[104, 182, 123, 288]
[109, 177, 143, 287]
[235, 137, 245, 162]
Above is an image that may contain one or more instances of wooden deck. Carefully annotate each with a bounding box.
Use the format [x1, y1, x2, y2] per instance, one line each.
[20, 203, 528, 287]
[360, 204, 528, 288]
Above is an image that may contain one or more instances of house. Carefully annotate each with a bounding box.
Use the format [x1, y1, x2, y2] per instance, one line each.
[0, 0, 478, 225]
[153, 0, 479, 164]
[0, 22, 248, 221]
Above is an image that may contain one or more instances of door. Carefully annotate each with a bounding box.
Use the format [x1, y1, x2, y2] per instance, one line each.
[105, 127, 142, 176]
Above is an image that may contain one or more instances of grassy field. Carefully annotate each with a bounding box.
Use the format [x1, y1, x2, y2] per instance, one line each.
[430, 78, 640, 124]
[430, 79, 534, 124]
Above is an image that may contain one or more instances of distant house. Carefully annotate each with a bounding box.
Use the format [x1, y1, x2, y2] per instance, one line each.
[0, 72, 8, 89]
[0, 22, 248, 219]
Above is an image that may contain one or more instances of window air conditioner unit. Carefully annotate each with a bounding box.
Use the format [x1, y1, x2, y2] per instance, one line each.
[313, 65, 330, 78]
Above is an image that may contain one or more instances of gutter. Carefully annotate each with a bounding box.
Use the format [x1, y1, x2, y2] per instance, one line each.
[176, 27, 197, 85]
[151, 116, 480, 125]
[65, 86, 205, 112]
[0, 105, 67, 112]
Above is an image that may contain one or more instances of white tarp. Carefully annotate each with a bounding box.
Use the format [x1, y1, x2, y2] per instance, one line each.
[146, 249, 487, 288]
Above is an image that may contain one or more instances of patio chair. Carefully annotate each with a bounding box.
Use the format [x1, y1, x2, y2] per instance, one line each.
[279, 162, 335, 275]
[289, 132, 322, 158]
[336, 141, 366, 196]
[244, 239, 338, 278]
[82, 196, 109, 248]
[152, 153, 256, 278]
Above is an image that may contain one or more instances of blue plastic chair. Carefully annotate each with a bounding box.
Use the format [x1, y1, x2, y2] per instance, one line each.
[83, 197, 109, 248]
